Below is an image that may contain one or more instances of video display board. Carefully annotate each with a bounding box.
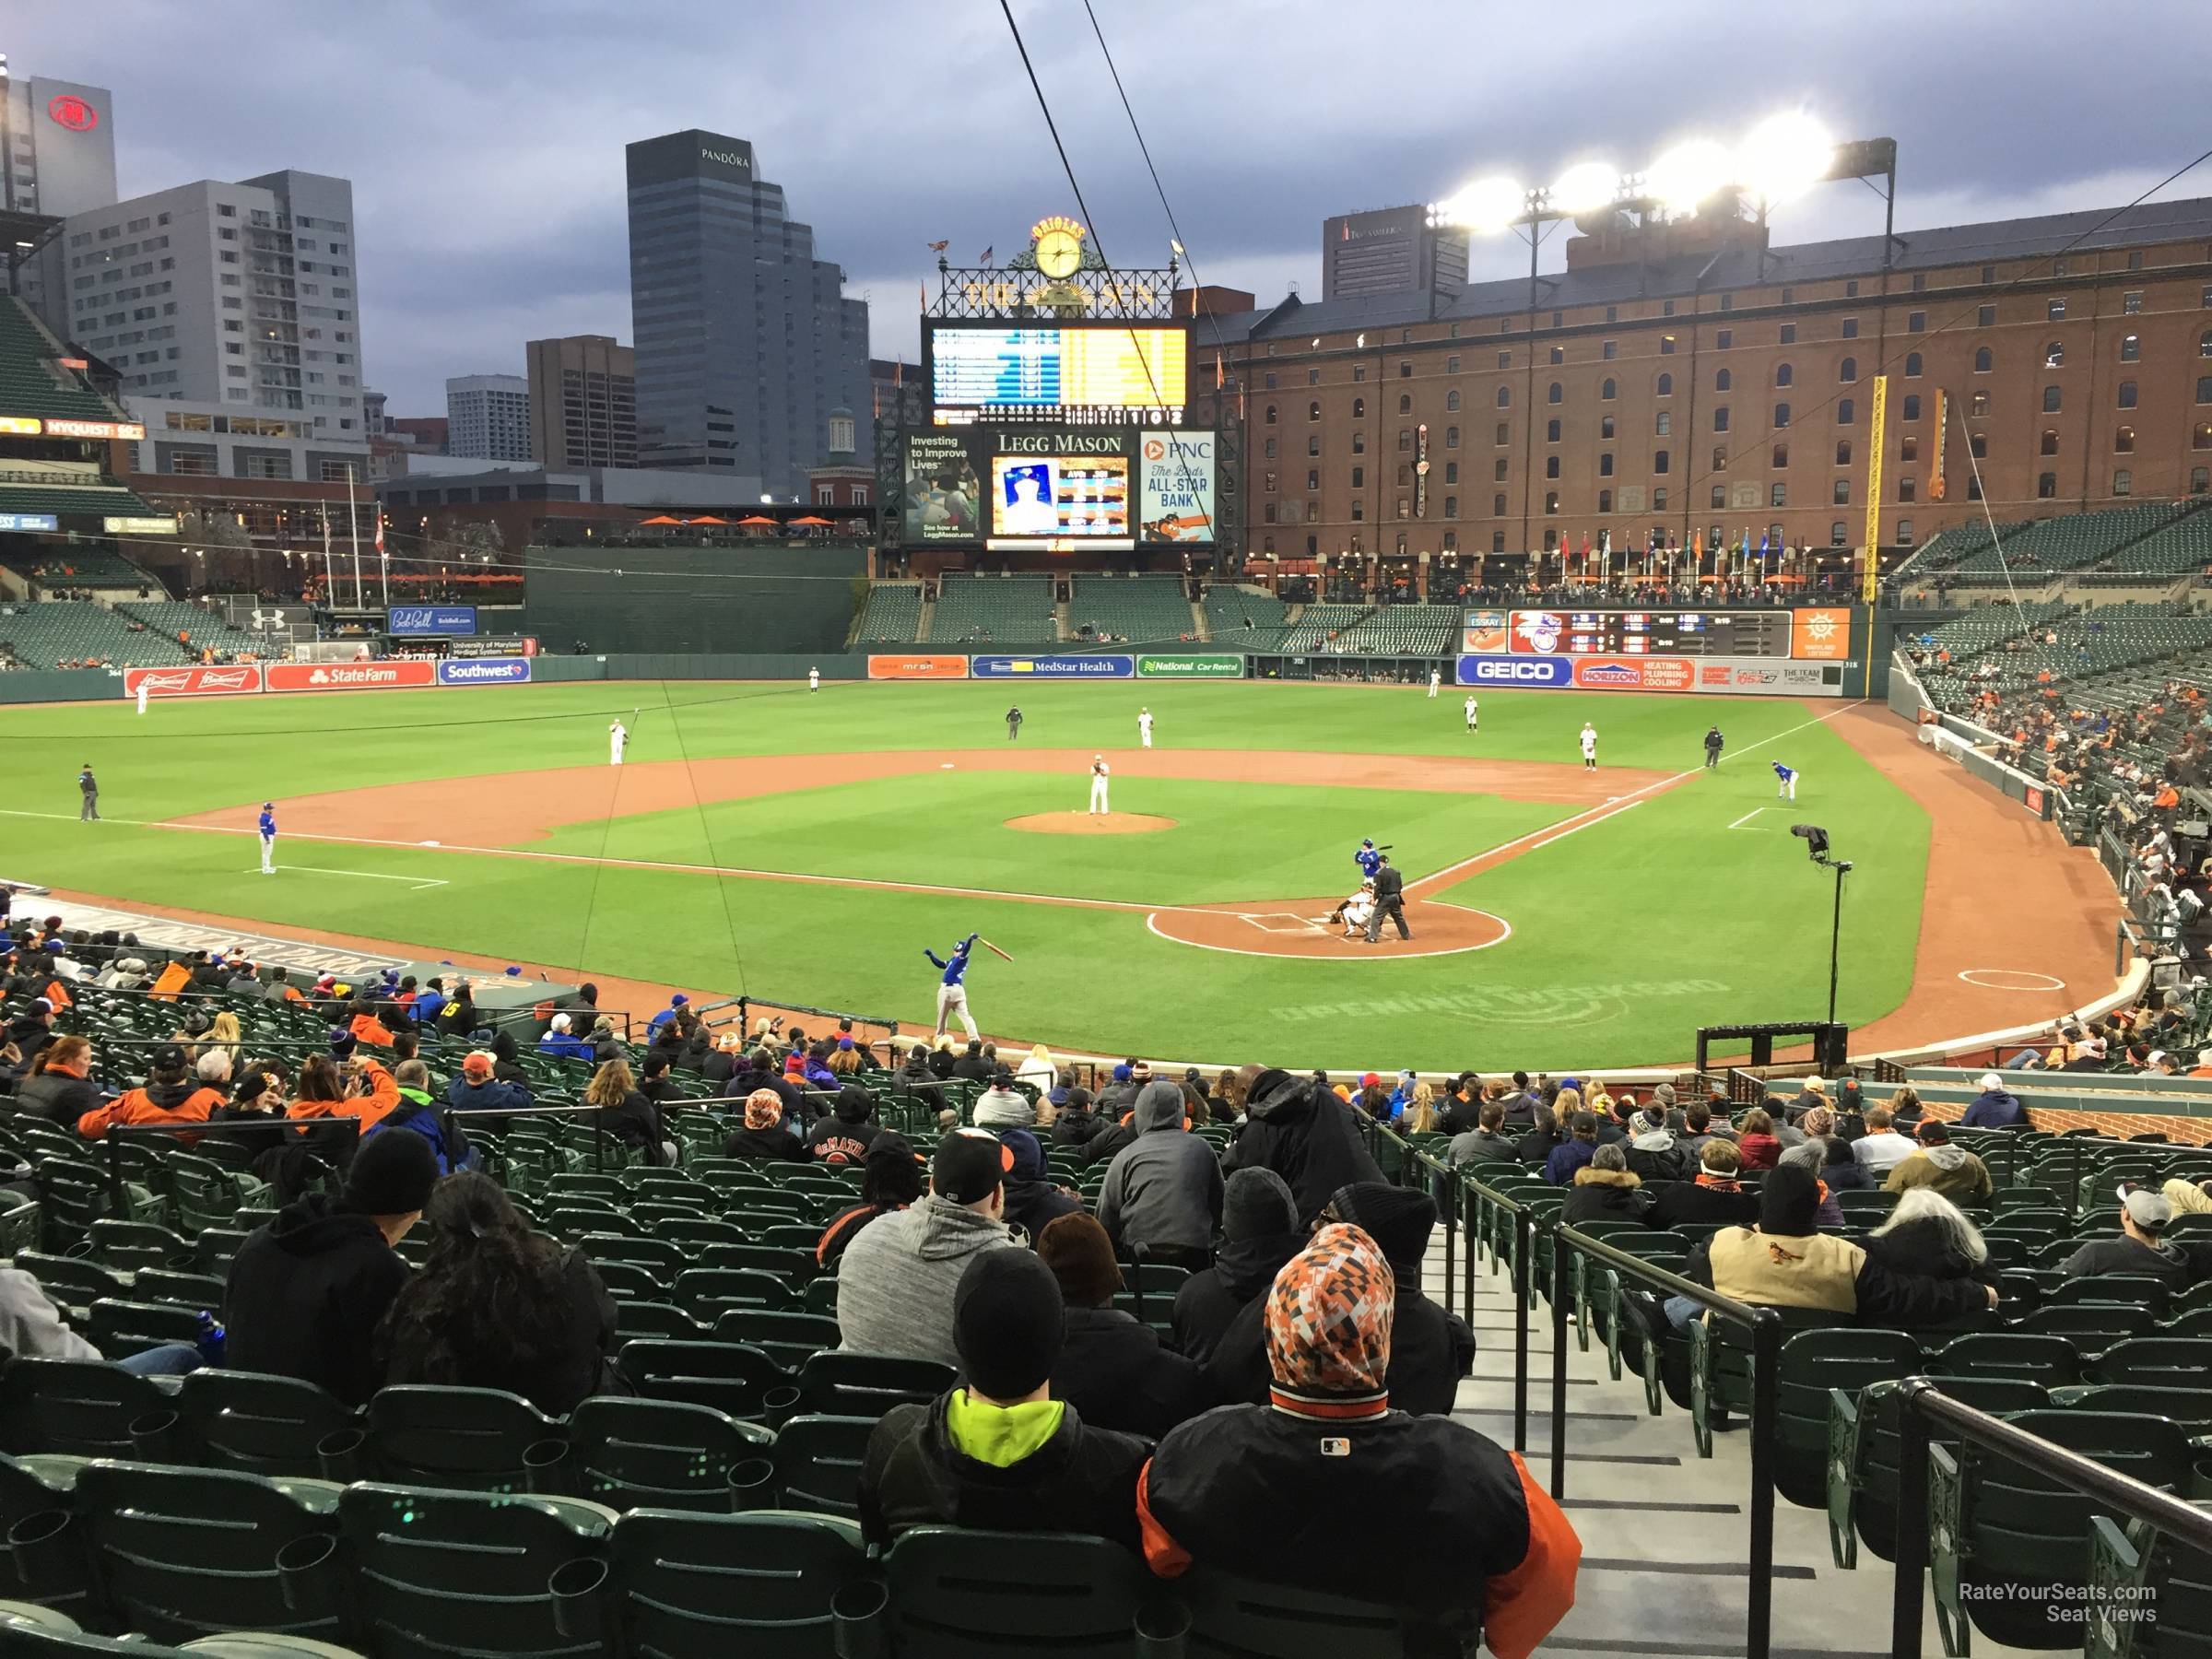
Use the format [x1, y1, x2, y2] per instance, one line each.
[989, 453, 1130, 541]
[926, 322, 1188, 425]
[1465, 608, 1826, 659]
[906, 426, 1213, 549]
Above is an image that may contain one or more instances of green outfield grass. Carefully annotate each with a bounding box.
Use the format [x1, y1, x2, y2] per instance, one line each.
[0, 679, 1924, 1071]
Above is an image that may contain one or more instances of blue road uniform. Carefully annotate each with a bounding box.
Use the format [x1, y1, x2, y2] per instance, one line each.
[1355, 842, 1382, 880]
[258, 806, 276, 873]
[926, 934, 982, 1040]
[1773, 762, 1798, 800]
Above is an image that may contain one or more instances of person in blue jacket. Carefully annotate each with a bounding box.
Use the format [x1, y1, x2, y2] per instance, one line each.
[647, 993, 690, 1033]
[536, 1012, 594, 1062]
[1959, 1072, 2027, 1129]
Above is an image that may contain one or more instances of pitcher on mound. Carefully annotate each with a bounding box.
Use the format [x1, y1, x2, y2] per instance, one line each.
[1088, 755, 1112, 815]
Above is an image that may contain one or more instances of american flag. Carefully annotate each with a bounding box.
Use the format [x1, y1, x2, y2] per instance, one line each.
[979, 246, 994, 265]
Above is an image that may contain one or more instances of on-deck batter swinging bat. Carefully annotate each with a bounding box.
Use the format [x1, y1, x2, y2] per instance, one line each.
[979, 937, 1015, 963]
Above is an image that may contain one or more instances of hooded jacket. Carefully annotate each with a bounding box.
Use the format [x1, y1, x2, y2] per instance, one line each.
[1882, 1144, 1994, 1204]
[76, 1076, 223, 1143]
[1171, 1229, 1306, 1363]
[999, 1135, 1083, 1240]
[1959, 1086, 2028, 1129]
[364, 1088, 472, 1176]
[722, 1122, 807, 1162]
[0, 1267, 102, 1362]
[1545, 1137, 1599, 1186]
[1095, 1084, 1224, 1254]
[834, 1195, 1022, 1368]
[971, 1085, 1035, 1130]
[1051, 1101, 1100, 1147]
[1563, 1167, 1650, 1224]
[223, 1193, 411, 1406]
[857, 1391, 1149, 1554]
[1052, 1305, 1214, 1440]
[1450, 1127, 1521, 1167]
[1623, 1126, 1693, 1183]
[1220, 1070, 1382, 1221]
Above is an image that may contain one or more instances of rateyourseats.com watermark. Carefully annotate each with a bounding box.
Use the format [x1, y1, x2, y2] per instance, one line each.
[1959, 1582, 2158, 1626]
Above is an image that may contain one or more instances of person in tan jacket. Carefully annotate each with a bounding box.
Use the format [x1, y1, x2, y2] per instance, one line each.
[1882, 1121, 1994, 1205]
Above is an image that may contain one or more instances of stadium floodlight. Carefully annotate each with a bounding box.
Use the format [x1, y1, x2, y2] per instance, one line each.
[1547, 160, 1621, 216]
[1435, 174, 1529, 234]
[1645, 137, 1735, 218]
[1736, 112, 1836, 207]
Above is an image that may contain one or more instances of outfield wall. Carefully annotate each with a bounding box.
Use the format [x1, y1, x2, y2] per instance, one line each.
[521, 543, 867, 657]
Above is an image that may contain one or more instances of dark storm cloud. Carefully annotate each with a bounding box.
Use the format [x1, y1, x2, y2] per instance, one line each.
[12, 0, 2206, 409]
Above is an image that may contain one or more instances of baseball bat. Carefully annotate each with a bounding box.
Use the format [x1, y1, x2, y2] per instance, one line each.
[979, 937, 1015, 963]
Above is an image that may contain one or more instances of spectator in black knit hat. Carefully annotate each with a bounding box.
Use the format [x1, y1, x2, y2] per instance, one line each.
[1171, 1168, 1304, 1364]
[855, 1248, 1150, 1553]
[1205, 1180, 1475, 1417]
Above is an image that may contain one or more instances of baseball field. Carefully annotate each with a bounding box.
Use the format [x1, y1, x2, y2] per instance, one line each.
[0, 677, 2111, 1072]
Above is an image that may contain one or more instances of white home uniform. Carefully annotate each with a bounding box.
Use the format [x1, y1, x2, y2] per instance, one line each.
[1464, 695, 1478, 731]
[1579, 724, 1597, 771]
[136, 682, 149, 716]
[1088, 757, 1112, 815]
[1138, 709, 1154, 748]
[609, 721, 628, 766]
[1428, 668, 1441, 699]
[808, 667, 819, 691]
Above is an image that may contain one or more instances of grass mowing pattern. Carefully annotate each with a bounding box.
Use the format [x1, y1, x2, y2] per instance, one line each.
[0, 679, 1921, 1071]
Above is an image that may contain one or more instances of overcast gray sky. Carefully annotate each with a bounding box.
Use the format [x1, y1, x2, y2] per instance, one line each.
[13, 0, 2207, 412]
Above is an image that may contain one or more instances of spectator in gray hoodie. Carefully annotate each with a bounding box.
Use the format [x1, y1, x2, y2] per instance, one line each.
[972, 1065, 1036, 1130]
[836, 1129, 1023, 1367]
[1448, 1100, 1520, 1168]
[1095, 1080, 1224, 1272]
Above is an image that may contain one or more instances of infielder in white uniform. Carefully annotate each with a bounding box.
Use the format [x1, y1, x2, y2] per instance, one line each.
[808, 666, 819, 691]
[1138, 707, 1154, 748]
[1579, 722, 1597, 771]
[1088, 755, 1112, 815]
[1464, 694, 1478, 732]
[1428, 668, 1441, 699]
[609, 720, 628, 766]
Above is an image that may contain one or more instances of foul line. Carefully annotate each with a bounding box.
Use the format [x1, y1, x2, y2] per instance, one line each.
[1728, 806, 1771, 830]
[240, 865, 449, 891]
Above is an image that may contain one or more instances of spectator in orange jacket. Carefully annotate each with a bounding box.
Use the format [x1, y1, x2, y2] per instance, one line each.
[347, 1000, 396, 1049]
[76, 1043, 222, 1143]
[287, 1043, 401, 1130]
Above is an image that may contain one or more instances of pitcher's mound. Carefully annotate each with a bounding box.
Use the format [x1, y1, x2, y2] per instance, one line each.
[1006, 812, 1177, 835]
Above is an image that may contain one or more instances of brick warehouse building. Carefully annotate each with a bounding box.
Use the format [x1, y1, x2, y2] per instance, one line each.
[1193, 196, 2212, 591]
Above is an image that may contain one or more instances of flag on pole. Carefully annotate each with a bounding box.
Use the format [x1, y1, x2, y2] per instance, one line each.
[374, 512, 385, 559]
[979, 246, 994, 265]
[926, 240, 949, 253]
[1215, 352, 1224, 391]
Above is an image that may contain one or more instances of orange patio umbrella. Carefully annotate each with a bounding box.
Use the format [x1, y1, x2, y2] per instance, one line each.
[638, 514, 683, 526]
[736, 515, 777, 526]
[687, 515, 730, 525]
[790, 515, 832, 527]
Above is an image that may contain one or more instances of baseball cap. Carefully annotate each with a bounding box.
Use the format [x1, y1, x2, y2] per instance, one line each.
[461, 1052, 495, 1080]
[933, 1127, 1014, 1205]
[2120, 1182, 2173, 1231]
[150, 1042, 188, 1073]
[1980, 1072, 2004, 1091]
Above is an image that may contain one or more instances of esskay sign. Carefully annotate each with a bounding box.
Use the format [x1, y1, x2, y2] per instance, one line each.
[265, 660, 437, 693]
[1136, 653, 1242, 678]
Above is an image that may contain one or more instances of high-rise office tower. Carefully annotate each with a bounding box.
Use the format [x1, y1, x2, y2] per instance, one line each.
[526, 335, 636, 469]
[446, 373, 531, 461]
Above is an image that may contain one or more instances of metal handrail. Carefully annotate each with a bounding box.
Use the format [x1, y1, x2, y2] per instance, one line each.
[1462, 1169, 1535, 1453]
[1888, 1379, 2212, 1657]
[1549, 1221, 1782, 1659]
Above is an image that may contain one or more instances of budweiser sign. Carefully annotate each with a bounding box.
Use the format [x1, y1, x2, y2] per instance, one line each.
[265, 660, 438, 693]
[123, 665, 265, 699]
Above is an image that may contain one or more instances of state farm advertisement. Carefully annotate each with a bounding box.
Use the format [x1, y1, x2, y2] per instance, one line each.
[265, 660, 438, 693]
[123, 665, 265, 699]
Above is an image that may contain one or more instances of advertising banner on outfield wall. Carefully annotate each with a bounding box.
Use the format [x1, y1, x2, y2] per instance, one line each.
[436, 657, 532, 686]
[969, 654, 1135, 679]
[265, 660, 439, 693]
[1457, 653, 1845, 695]
[1458, 653, 1573, 687]
[867, 654, 969, 680]
[124, 664, 265, 699]
[1136, 653, 1243, 678]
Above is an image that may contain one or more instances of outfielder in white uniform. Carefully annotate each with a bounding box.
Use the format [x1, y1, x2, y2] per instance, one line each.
[1088, 755, 1112, 815]
[1464, 694, 1478, 732]
[1579, 723, 1597, 771]
[808, 666, 819, 691]
[1428, 668, 1441, 699]
[609, 721, 628, 766]
[136, 681, 149, 716]
[1138, 708, 1154, 748]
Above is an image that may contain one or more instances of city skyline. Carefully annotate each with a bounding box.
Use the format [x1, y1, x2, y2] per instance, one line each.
[7, 0, 2207, 413]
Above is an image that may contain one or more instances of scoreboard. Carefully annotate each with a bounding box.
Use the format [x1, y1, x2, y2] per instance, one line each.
[1549, 611, 1794, 658]
[926, 323, 1188, 425]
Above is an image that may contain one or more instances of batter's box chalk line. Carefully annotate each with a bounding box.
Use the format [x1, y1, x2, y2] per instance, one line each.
[1240, 912, 1328, 935]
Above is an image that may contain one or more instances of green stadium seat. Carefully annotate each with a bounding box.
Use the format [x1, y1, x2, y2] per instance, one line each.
[1826, 1375, 2049, 1569]
[0, 1359, 181, 1461]
[606, 1509, 880, 1657]
[0, 1455, 93, 1625]
[618, 1340, 800, 1423]
[769, 1415, 875, 1521]
[335, 1483, 618, 1659]
[72, 1463, 346, 1648]
[567, 1396, 774, 1512]
[1177, 1566, 1418, 1657]
[359, 1386, 570, 1495]
[882, 1528, 1167, 1656]
[794, 1351, 949, 1419]
[173, 1371, 360, 1482]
